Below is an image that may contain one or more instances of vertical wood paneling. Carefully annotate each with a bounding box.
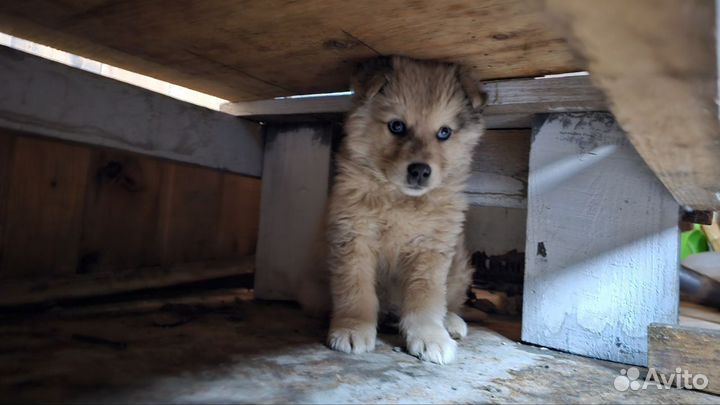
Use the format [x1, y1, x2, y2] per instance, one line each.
[78, 149, 167, 274]
[2, 136, 90, 277]
[217, 173, 261, 259]
[0, 131, 261, 282]
[0, 131, 16, 274]
[162, 164, 223, 265]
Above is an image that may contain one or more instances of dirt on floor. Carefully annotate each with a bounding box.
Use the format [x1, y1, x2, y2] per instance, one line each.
[0, 299, 717, 404]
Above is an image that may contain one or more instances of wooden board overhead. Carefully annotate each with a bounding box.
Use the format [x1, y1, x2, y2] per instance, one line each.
[545, 0, 720, 210]
[0, 0, 583, 101]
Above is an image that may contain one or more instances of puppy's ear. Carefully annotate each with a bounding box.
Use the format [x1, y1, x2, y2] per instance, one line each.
[457, 67, 487, 112]
[351, 56, 392, 100]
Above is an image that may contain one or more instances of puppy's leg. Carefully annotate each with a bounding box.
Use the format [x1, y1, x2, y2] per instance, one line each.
[400, 252, 456, 364]
[444, 238, 473, 339]
[327, 237, 378, 354]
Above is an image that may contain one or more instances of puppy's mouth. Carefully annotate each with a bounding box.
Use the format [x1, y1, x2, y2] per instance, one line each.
[399, 184, 430, 197]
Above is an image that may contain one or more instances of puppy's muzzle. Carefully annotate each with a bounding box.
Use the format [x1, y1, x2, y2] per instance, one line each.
[406, 162, 432, 188]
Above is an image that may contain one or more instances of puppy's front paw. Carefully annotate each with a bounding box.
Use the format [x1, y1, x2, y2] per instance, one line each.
[444, 312, 467, 339]
[405, 324, 457, 364]
[327, 319, 376, 354]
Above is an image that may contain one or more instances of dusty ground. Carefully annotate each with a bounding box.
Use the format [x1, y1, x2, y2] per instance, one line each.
[0, 299, 717, 404]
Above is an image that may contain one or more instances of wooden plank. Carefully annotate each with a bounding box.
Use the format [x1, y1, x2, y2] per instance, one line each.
[0, 130, 15, 274]
[254, 123, 334, 300]
[522, 113, 679, 366]
[2, 135, 90, 277]
[216, 173, 262, 260]
[0, 0, 583, 101]
[648, 323, 720, 394]
[220, 76, 606, 129]
[161, 164, 223, 265]
[0, 258, 254, 307]
[545, 0, 720, 210]
[0, 47, 262, 176]
[467, 130, 529, 208]
[78, 149, 168, 274]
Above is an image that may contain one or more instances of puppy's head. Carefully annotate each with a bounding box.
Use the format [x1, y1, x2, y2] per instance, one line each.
[343, 56, 485, 197]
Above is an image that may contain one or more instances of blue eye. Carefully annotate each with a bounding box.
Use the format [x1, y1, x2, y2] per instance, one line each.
[388, 120, 407, 136]
[437, 126, 453, 141]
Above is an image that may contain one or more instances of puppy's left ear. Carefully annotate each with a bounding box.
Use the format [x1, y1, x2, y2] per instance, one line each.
[457, 67, 487, 112]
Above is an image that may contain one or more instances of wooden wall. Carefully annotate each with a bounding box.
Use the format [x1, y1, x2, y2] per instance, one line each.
[0, 129, 261, 280]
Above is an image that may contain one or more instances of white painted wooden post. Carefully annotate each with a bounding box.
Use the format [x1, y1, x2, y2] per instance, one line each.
[254, 123, 334, 300]
[522, 112, 679, 366]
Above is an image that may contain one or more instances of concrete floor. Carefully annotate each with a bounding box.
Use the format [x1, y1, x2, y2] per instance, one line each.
[0, 299, 717, 404]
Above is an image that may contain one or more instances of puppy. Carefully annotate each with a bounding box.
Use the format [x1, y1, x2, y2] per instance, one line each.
[322, 56, 485, 364]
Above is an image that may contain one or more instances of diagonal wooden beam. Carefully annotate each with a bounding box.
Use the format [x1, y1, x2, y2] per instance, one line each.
[545, 0, 720, 210]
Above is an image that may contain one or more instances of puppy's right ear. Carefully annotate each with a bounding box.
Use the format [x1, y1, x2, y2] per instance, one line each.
[351, 56, 392, 101]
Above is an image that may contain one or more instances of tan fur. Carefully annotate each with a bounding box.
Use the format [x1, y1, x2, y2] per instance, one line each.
[317, 56, 484, 364]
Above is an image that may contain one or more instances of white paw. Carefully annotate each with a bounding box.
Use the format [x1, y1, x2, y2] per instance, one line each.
[327, 319, 376, 354]
[405, 324, 457, 364]
[444, 312, 467, 339]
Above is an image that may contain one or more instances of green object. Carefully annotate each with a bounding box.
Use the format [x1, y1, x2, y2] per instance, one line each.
[681, 224, 709, 260]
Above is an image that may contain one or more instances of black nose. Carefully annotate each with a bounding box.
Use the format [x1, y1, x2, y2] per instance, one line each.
[406, 162, 432, 187]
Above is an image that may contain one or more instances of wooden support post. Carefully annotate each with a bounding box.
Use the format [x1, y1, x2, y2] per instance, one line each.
[522, 112, 680, 366]
[254, 123, 335, 300]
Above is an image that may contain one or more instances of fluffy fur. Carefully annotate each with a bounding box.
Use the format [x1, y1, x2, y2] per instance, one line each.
[307, 56, 485, 364]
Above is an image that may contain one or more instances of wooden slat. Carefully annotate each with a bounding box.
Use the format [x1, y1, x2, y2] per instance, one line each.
[217, 173, 262, 259]
[220, 76, 607, 129]
[0, 259, 255, 307]
[648, 323, 720, 394]
[0, 131, 14, 274]
[0, 47, 262, 176]
[2, 136, 90, 277]
[161, 164, 223, 265]
[78, 149, 168, 274]
[545, 0, 720, 210]
[0, 0, 583, 101]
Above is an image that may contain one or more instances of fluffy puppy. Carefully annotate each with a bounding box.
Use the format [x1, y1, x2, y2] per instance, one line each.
[324, 56, 485, 364]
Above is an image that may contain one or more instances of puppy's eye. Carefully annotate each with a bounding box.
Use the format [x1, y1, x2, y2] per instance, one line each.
[387, 120, 407, 136]
[436, 126, 453, 141]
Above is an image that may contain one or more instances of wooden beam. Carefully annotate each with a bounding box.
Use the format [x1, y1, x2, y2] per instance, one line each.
[0, 47, 262, 176]
[220, 76, 607, 129]
[648, 323, 720, 394]
[522, 113, 679, 366]
[0, 258, 254, 307]
[545, 0, 720, 210]
[254, 123, 336, 301]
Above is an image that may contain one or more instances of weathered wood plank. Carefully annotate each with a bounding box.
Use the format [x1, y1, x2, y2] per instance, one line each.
[0, 0, 582, 101]
[161, 165, 224, 265]
[254, 123, 335, 300]
[0, 47, 262, 176]
[2, 136, 90, 277]
[0, 130, 14, 275]
[648, 323, 720, 394]
[220, 76, 606, 129]
[545, 0, 720, 210]
[0, 258, 254, 307]
[216, 173, 262, 259]
[78, 149, 168, 274]
[522, 113, 679, 366]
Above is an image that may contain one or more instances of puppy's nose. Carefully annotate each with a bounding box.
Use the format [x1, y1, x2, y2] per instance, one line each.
[406, 162, 432, 187]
